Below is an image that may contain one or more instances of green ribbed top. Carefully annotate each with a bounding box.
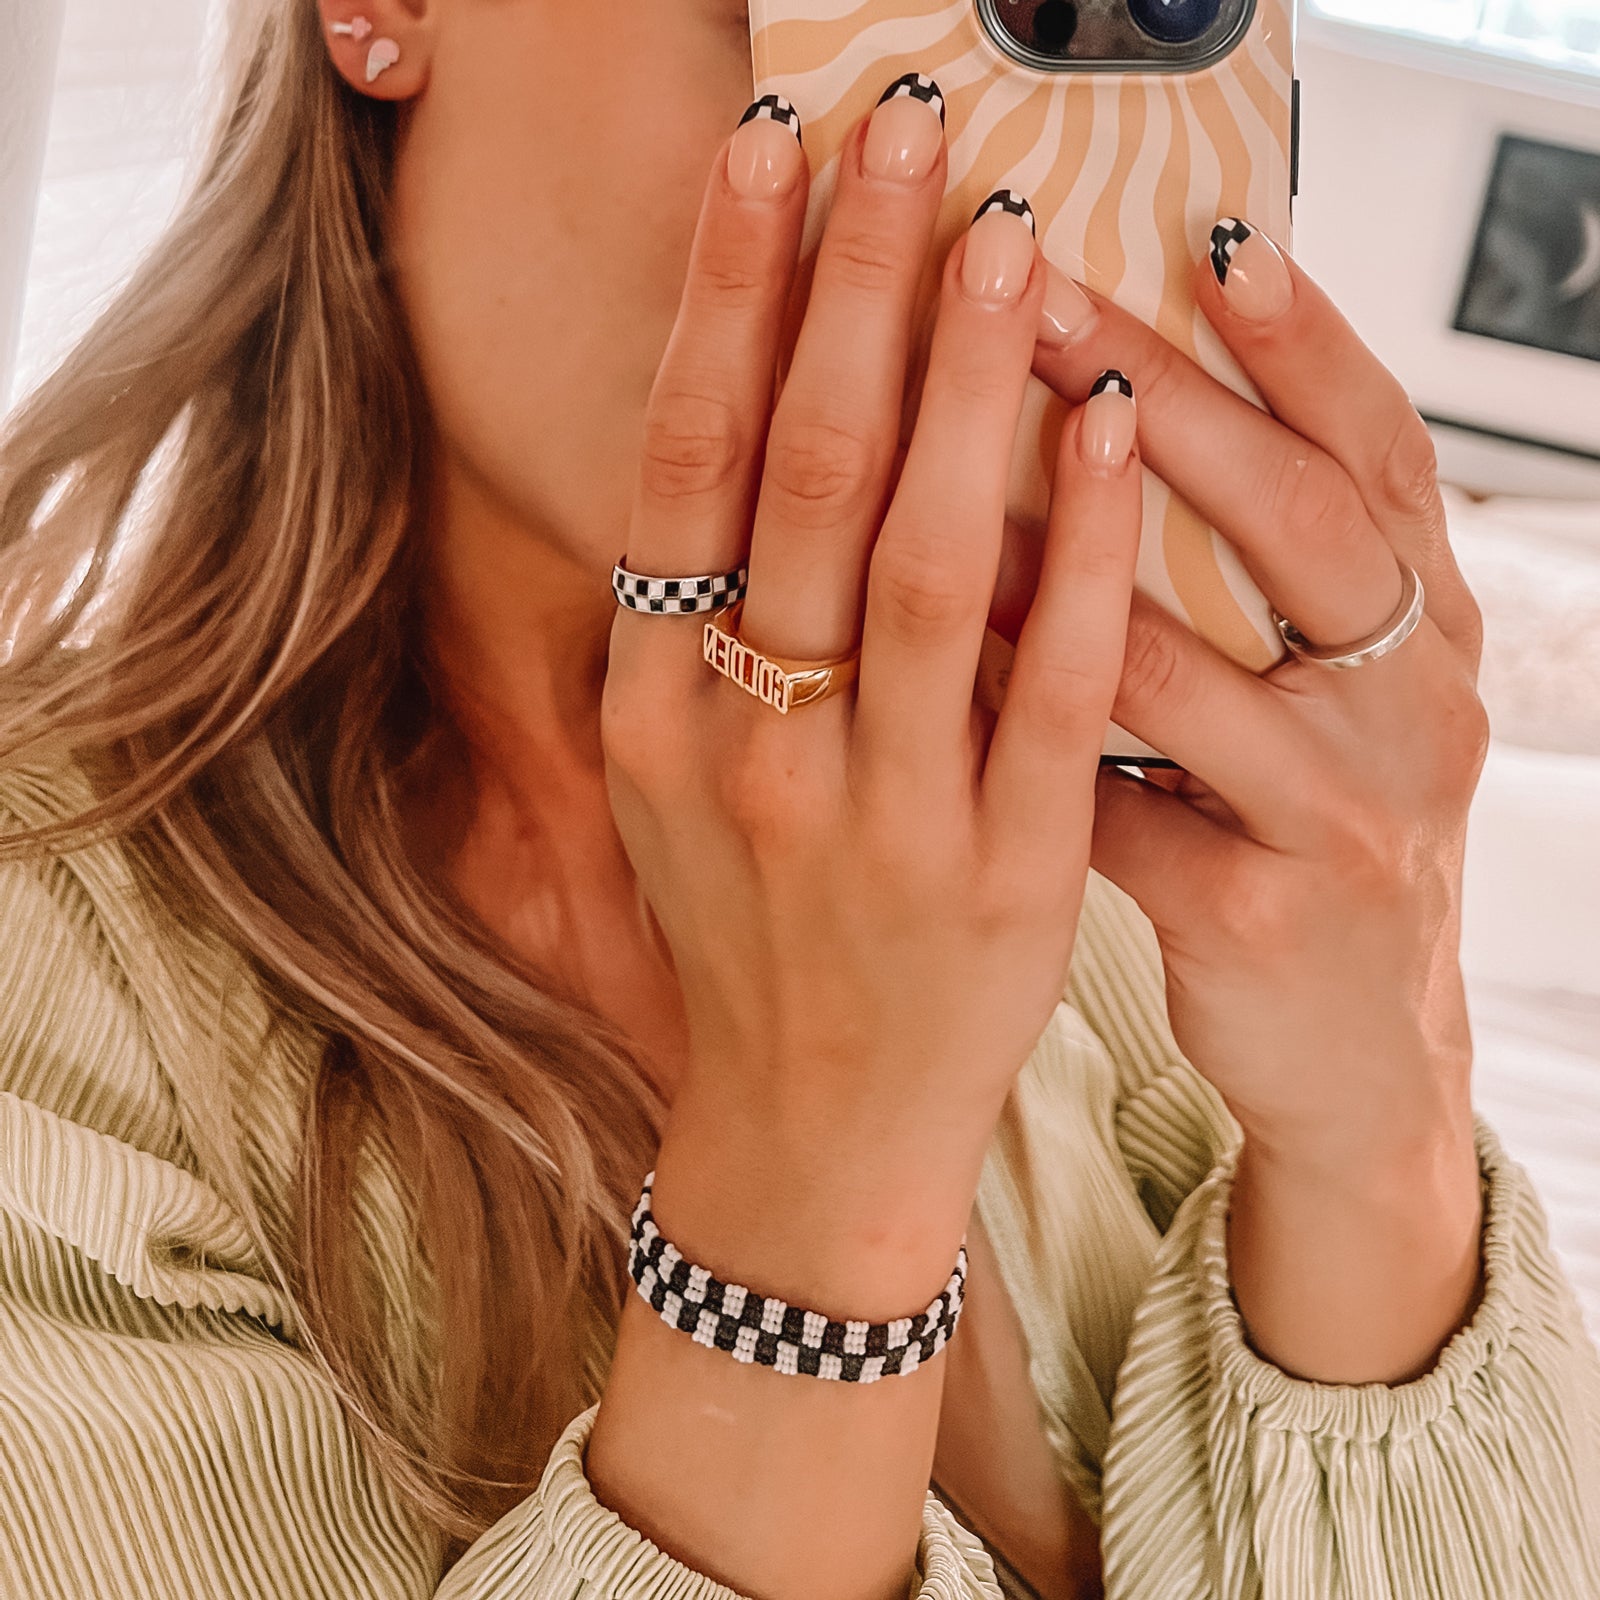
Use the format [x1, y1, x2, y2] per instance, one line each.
[2, 759, 1598, 1598]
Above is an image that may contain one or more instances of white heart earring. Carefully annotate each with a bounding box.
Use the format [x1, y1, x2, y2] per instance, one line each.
[330, 16, 373, 39]
[364, 37, 401, 83]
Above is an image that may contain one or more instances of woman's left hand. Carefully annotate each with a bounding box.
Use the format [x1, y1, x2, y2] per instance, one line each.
[1028, 221, 1489, 1178]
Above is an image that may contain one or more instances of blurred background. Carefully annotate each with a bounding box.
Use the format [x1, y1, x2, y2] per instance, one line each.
[0, 1, 1596, 1339]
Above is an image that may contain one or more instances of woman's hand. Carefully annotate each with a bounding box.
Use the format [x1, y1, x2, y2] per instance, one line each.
[1031, 223, 1490, 1384]
[590, 89, 1138, 1599]
[603, 137, 1140, 1294]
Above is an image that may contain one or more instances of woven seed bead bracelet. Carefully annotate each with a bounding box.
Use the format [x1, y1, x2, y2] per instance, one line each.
[627, 1171, 968, 1382]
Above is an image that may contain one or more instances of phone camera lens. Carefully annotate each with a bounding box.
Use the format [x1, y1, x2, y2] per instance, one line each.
[1031, 0, 1078, 53]
[1126, 0, 1223, 44]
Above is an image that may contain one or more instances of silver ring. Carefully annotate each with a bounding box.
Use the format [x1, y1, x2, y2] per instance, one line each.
[1271, 557, 1425, 671]
[612, 556, 748, 616]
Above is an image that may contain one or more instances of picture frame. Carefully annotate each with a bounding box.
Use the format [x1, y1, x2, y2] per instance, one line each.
[1455, 133, 1600, 365]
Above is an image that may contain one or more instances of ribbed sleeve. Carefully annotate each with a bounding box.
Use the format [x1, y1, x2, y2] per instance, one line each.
[0, 765, 1003, 1599]
[1099, 1113, 1600, 1597]
[4, 762, 1599, 1599]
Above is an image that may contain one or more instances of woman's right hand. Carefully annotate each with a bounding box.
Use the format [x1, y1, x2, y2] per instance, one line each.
[602, 89, 1141, 1300]
[590, 82, 1139, 1599]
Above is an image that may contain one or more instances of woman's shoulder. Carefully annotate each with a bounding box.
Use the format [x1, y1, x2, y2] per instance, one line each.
[0, 750, 316, 1180]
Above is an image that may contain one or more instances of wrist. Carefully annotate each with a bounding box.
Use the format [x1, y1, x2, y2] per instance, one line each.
[1234, 1069, 1477, 1196]
[650, 1095, 986, 1324]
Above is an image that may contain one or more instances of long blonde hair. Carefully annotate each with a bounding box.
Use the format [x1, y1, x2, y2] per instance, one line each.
[0, 0, 661, 1553]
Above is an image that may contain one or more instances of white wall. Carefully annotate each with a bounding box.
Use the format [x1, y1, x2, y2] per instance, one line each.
[1293, 20, 1600, 474]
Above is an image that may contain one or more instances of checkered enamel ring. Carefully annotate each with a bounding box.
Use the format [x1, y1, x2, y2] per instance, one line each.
[612, 556, 749, 616]
[628, 1172, 968, 1382]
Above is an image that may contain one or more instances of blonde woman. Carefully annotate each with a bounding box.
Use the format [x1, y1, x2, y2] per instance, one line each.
[1, 3, 1596, 1598]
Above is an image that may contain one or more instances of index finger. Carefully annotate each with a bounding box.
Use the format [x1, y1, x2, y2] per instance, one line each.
[619, 99, 809, 635]
[1195, 219, 1480, 659]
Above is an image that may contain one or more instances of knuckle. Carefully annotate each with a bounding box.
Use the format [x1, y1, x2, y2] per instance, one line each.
[939, 351, 1015, 409]
[1376, 418, 1444, 526]
[1123, 335, 1186, 415]
[601, 676, 683, 782]
[1210, 859, 1293, 951]
[1454, 585, 1487, 666]
[693, 243, 770, 307]
[1434, 679, 1492, 783]
[871, 541, 984, 638]
[1268, 451, 1369, 552]
[1010, 655, 1107, 742]
[820, 222, 906, 296]
[1115, 608, 1188, 716]
[638, 386, 746, 505]
[714, 733, 825, 851]
[763, 413, 882, 526]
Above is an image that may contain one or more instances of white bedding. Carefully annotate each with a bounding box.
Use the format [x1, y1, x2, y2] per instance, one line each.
[1452, 489, 1600, 1344]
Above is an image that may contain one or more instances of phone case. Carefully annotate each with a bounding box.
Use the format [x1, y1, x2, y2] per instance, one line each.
[748, 0, 1297, 763]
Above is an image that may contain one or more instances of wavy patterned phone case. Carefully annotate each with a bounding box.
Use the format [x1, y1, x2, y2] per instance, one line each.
[748, 0, 1297, 763]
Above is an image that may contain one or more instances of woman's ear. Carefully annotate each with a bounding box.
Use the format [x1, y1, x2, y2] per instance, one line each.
[318, 3, 433, 101]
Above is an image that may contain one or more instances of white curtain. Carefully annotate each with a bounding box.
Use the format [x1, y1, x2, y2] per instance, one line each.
[0, 0, 67, 400]
[4, 0, 216, 405]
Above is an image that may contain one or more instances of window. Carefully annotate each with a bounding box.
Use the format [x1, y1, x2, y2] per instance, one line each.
[1307, 0, 1600, 76]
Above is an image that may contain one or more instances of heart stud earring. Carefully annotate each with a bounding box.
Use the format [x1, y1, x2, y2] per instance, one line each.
[330, 16, 374, 39]
[365, 36, 401, 83]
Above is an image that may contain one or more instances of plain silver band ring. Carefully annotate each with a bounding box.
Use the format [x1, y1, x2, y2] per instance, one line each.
[612, 556, 749, 617]
[1271, 558, 1425, 671]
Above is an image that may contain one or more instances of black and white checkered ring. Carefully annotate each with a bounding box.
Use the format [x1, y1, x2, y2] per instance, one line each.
[628, 1172, 968, 1381]
[613, 557, 749, 616]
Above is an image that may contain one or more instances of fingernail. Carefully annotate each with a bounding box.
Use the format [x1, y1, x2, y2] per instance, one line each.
[1080, 371, 1137, 475]
[963, 190, 1036, 304]
[1038, 261, 1096, 347]
[728, 95, 804, 200]
[1209, 218, 1294, 322]
[863, 73, 945, 184]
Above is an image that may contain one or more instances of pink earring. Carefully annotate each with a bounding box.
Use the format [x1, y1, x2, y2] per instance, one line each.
[329, 16, 373, 40]
[364, 37, 401, 83]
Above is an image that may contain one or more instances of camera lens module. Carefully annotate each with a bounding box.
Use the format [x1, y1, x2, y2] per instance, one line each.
[1031, 0, 1078, 54]
[1126, 0, 1224, 45]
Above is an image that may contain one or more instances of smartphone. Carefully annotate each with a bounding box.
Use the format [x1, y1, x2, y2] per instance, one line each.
[747, 0, 1298, 766]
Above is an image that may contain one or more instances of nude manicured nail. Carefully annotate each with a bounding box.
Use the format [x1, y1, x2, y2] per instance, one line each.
[863, 73, 945, 183]
[1038, 261, 1096, 347]
[963, 190, 1036, 304]
[1080, 371, 1137, 475]
[728, 95, 804, 200]
[1209, 218, 1294, 321]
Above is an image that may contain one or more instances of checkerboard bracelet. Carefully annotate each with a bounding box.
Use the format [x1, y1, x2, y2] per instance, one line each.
[627, 1171, 969, 1381]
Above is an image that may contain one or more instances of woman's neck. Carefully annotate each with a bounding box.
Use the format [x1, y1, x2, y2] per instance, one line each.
[407, 453, 692, 1100]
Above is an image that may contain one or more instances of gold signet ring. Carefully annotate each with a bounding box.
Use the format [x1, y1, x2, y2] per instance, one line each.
[703, 600, 861, 715]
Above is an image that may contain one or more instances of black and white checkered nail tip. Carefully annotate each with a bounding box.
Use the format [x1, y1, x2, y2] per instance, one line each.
[738, 92, 803, 148]
[628, 1172, 969, 1382]
[1210, 217, 1253, 286]
[877, 71, 946, 128]
[972, 188, 1036, 237]
[1089, 370, 1134, 401]
[612, 557, 749, 616]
